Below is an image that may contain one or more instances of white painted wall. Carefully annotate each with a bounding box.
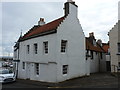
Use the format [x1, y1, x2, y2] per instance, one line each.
[90, 52, 99, 73]
[56, 3, 87, 82]
[89, 52, 106, 73]
[109, 23, 118, 72]
[18, 34, 59, 82]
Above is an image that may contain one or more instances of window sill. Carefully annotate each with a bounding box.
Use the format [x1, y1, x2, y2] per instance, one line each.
[117, 53, 120, 55]
[63, 74, 67, 76]
[36, 75, 39, 77]
[61, 53, 66, 54]
[44, 53, 48, 55]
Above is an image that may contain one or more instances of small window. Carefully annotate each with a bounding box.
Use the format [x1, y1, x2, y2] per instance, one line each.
[93, 40, 96, 46]
[61, 40, 67, 53]
[22, 62, 25, 69]
[63, 65, 68, 75]
[90, 51, 93, 59]
[34, 43, 38, 54]
[27, 45, 30, 54]
[43, 41, 48, 54]
[35, 63, 39, 75]
[118, 43, 120, 53]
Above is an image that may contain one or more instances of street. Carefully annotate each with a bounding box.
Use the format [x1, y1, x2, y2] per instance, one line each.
[1, 72, 119, 89]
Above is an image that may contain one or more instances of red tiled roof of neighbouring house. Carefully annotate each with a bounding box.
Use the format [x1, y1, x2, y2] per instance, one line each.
[20, 16, 65, 41]
[102, 43, 109, 53]
[86, 38, 105, 52]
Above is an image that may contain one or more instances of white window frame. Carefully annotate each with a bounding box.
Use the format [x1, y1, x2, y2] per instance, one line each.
[27, 45, 30, 54]
[34, 43, 38, 54]
[61, 40, 67, 53]
[43, 41, 48, 54]
[63, 65, 68, 75]
[35, 63, 39, 75]
[22, 62, 25, 70]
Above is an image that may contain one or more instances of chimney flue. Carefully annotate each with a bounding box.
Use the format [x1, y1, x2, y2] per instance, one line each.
[67, 0, 74, 2]
[64, 0, 77, 16]
[38, 18, 45, 26]
[89, 32, 94, 37]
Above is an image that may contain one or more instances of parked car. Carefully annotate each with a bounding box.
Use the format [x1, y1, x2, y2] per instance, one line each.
[0, 69, 16, 83]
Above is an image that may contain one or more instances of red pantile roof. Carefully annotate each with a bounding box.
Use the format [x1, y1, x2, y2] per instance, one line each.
[102, 43, 109, 53]
[86, 38, 105, 52]
[21, 16, 65, 41]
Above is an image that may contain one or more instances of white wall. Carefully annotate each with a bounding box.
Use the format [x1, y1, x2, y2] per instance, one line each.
[56, 5, 87, 82]
[89, 52, 106, 73]
[19, 33, 58, 64]
[18, 33, 58, 82]
[90, 52, 99, 73]
[109, 23, 118, 72]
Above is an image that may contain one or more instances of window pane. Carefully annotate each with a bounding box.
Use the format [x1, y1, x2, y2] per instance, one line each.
[63, 65, 68, 74]
[61, 40, 67, 53]
[43, 41, 48, 54]
[34, 43, 37, 54]
[27, 45, 30, 54]
[23, 62, 25, 69]
[90, 51, 93, 59]
[35, 63, 39, 75]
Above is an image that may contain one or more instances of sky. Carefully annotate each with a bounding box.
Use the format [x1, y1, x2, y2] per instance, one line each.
[0, 0, 119, 57]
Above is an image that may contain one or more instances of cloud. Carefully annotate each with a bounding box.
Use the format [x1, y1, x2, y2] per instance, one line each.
[77, 0, 118, 42]
[2, 2, 64, 56]
[1, 0, 119, 56]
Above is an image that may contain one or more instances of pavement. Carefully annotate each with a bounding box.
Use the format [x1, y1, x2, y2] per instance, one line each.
[1, 72, 119, 89]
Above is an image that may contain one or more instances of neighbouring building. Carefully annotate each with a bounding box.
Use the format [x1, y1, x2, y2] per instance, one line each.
[102, 42, 111, 71]
[86, 32, 106, 73]
[14, 0, 90, 83]
[109, 22, 120, 72]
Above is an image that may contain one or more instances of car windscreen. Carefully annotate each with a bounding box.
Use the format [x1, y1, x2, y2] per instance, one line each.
[0, 69, 12, 74]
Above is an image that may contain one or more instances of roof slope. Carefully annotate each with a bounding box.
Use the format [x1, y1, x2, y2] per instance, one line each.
[86, 38, 105, 52]
[102, 43, 109, 53]
[21, 16, 65, 41]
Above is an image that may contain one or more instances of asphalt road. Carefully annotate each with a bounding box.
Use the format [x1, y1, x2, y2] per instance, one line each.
[1, 72, 119, 89]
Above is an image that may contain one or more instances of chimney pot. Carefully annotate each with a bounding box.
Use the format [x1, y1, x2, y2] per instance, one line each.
[89, 32, 94, 37]
[67, 0, 74, 2]
[38, 18, 45, 26]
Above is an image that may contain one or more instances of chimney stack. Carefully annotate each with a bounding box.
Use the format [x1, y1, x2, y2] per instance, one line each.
[38, 18, 45, 26]
[89, 32, 94, 37]
[97, 39, 102, 46]
[64, 0, 78, 16]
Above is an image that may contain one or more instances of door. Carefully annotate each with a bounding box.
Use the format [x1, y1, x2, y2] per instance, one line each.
[106, 61, 111, 71]
[26, 62, 30, 79]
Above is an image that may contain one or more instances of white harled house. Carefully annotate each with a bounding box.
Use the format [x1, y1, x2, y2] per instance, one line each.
[14, 0, 90, 83]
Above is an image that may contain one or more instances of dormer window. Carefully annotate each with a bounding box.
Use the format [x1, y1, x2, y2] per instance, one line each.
[93, 40, 96, 46]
